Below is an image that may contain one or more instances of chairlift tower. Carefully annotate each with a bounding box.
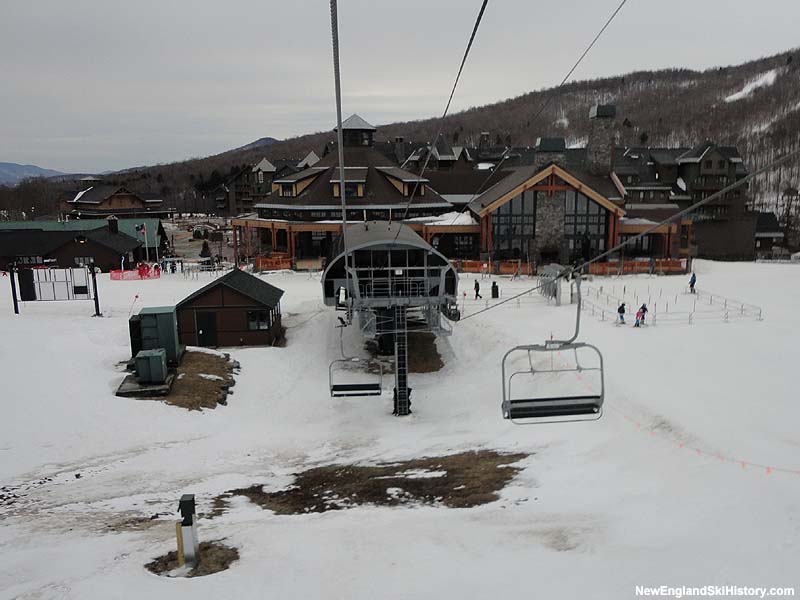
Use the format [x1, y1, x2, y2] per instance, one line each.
[322, 222, 460, 415]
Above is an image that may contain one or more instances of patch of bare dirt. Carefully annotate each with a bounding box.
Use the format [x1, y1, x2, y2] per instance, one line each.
[218, 450, 527, 515]
[407, 331, 444, 373]
[145, 540, 239, 578]
[167, 351, 238, 410]
[365, 330, 444, 374]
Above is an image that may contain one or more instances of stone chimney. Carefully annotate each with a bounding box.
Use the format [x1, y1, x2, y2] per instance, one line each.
[533, 137, 566, 171]
[479, 131, 491, 151]
[394, 136, 406, 162]
[587, 104, 617, 176]
[106, 214, 119, 234]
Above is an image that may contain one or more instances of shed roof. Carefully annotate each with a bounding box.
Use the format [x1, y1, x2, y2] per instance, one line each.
[177, 269, 284, 309]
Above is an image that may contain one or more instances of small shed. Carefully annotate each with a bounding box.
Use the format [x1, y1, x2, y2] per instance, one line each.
[176, 269, 284, 347]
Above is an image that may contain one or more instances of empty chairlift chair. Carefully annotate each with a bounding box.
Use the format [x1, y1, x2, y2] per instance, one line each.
[329, 358, 383, 397]
[328, 320, 383, 397]
[501, 273, 605, 424]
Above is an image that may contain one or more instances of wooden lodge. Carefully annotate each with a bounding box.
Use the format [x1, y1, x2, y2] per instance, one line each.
[176, 269, 284, 347]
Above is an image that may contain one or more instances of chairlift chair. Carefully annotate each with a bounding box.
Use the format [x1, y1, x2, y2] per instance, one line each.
[328, 318, 383, 397]
[329, 358, 383, 397]
[501, 272, 605, 424]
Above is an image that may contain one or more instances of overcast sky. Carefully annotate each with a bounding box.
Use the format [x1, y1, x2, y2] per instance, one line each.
[1, 0, 798, 173]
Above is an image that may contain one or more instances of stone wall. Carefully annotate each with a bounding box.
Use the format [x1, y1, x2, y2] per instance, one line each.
[534, 190, 566, 263]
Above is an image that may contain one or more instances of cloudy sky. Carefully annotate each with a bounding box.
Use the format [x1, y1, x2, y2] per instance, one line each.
[1, 0, 798, 173]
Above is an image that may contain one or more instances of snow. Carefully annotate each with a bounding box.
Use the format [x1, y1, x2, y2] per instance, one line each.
[72, 187, 93, 202]
[724, 69, 780, 103]
[620, 217, 658, 226]
[1, 261, 799, 598]
[404, 211, 477, 226]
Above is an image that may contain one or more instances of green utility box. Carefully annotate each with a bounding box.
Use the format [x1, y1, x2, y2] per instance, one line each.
[135, 349, 168, 384]
[129, 306, 184, 365]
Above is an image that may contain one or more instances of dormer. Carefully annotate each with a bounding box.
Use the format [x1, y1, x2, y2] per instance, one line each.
[331, 167, 367, 198]
[335, 114, 377, 147]
[271, 167, 326, 198]
[376, 167, 429, 197]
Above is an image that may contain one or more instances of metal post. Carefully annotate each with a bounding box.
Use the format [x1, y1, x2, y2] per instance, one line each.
[90, 263, 101, 317]
[9, 263, 19, 315]
[330, 0, 350, 307]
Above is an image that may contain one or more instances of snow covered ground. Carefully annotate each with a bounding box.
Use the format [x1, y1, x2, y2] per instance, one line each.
[1, 260, 798, 599]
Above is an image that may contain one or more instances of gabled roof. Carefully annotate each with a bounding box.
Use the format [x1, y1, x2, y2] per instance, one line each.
[177, 269, 284, 309]
[468, 163, 625, 218]
[756, 212, 781, 233]
[252, 158, 277, 173]
[254, 146, 450, 210]
[336, 114, 376, 131]
[69, 185, 139, 204]
[297, 150, 321, 168]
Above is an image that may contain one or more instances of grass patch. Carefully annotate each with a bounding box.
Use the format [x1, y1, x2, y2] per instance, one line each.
[167, 351, 236, 410]
[219, 450, 527, 515]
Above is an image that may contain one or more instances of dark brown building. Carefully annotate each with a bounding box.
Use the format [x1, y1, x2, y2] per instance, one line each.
[0, 219, 141, 271]
[176, 269, 284, 347]
[62, 185, 173, 219]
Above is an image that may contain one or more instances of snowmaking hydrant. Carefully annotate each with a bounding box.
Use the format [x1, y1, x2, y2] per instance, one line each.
[176, 494, 199, 567]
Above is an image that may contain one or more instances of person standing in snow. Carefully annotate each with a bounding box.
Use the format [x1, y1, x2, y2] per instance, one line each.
[634, 307, 643, 327]
[474, 280, 482, 300]
[639, 303, 648, 324]
[689, 272, 697, 294]
[617, 302, 626, 324]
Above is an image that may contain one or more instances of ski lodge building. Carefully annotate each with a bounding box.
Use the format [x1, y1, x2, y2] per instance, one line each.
[231, 107, 752, 268]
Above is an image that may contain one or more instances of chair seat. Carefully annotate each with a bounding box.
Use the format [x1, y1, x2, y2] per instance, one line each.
[331, 383, 382, 397]
[505, 396, 601, 419]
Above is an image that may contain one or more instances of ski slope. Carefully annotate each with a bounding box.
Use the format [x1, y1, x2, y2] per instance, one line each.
[0, 260, 798, 599]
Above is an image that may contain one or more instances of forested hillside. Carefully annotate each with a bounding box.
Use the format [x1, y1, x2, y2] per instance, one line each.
[2, 47, 798, 217]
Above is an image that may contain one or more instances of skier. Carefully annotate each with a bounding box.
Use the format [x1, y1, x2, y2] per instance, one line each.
[634, 307, 643, 327]
[474, 280, 482, 300]
[639, 303, 648, 324]
[689, 272, 697, 294]
[617, 302, 626, 325]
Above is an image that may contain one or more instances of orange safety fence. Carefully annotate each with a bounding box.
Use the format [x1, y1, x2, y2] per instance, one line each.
[255, 256, 293, 271]
[589, 259, 688, 276]
[451, 260, 534, 276]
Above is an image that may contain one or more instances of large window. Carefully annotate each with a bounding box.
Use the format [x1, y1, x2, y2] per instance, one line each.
[564, 190, 607, 260]
[280, 184, 294, 198]
[491, 190, 535, 259]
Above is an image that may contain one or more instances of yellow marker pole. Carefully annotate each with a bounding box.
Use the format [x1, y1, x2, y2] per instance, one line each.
[175, 521, 185, 567]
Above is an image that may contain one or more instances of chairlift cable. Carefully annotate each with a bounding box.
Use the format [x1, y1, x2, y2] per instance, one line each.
[391, 0, 490, 243]
[442, 0, 630, 229]
[460, 145, 800, 322]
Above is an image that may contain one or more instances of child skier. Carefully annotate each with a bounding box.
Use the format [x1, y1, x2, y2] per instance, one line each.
[634, 307, 644, 327]
[639, 303, 648, 324]
[689, 272, 697, 294]
[474, 280, 482, 300]
[617, 302, 626, 324]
